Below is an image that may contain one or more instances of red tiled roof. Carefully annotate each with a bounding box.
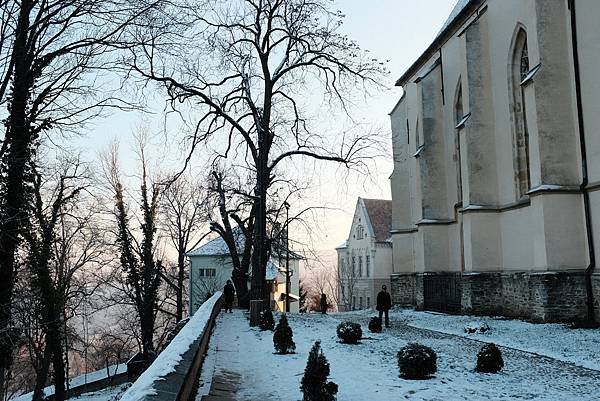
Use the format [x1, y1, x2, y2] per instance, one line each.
[362, 198, 392, 242]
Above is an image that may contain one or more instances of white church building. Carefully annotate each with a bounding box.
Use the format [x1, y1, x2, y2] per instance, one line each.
[389, 0, 600, 322]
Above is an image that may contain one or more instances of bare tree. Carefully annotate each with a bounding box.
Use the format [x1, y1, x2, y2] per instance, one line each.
[161, 175, 209, 321]
[130, 0, 387, 307]
[338, 256, 357, 311]
[0, 0, 161, 390]
[101, 141, 163, 362]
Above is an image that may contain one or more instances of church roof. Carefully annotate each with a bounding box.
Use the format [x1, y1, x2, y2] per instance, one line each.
[362, 198, 392, 242]
[396, 0, 480, 86]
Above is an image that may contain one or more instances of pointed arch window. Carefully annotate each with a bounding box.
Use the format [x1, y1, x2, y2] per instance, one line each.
[454, 83, 464, 203]
[510, 29, 531, 199]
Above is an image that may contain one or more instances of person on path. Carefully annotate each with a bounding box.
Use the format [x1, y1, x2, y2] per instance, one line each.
[320, 293, 328, 314]
[224, 280, 235, 313]
[376, 285, 392, 328]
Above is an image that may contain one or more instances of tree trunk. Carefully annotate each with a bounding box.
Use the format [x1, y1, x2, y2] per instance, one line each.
[48, 318, 66, 401]
[231, 269, 249, 309]
[0, 0, 34, 389]
[176, 251, 185, 321]
[31, 346, 52, 401]
[250, 150, 269, 308]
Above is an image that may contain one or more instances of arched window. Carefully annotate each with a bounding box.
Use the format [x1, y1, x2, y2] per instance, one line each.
[510, 28, 531, 199]
[454, 83, 464, 203]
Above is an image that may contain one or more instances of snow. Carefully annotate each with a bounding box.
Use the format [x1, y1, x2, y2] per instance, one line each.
[199, 309, 600, 400]
[119, 292, 222, 401]
[528, 184, 567, 192]
[69, 383, 130, 401]
[437, 0, 472, 37]
[386, 308, 600, 371]
[12, 364, 127, 401]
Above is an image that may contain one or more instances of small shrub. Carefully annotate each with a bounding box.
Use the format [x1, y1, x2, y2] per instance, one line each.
[300, 341, 338, 401]
[368, 317, 382, 333]
[476, 343, 504, 373]
[336, 322, 362, 344]
[273, 314, 296, 354]
[397, 343, 437, 380]
[258, 308, 275, 331]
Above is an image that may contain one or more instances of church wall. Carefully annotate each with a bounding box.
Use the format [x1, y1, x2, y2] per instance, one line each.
[388, 0, 598, 321]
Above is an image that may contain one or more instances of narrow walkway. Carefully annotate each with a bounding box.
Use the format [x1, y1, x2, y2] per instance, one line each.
[196, 310, 600, 401]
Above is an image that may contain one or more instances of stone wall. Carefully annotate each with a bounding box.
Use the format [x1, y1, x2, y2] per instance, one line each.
[390, 271, 599, 322]
[390, 273, 415, 306]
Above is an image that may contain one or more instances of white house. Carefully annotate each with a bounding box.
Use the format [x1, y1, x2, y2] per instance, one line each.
[336, 198, 393, 311]
[389, 0, 600, 322]
[186, 230, 301, 314]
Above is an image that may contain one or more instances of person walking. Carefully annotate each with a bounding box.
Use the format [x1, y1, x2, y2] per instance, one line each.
[224, 280, 235, 313]
[376, 285, 392, 328]
[320, 293, 328, 314]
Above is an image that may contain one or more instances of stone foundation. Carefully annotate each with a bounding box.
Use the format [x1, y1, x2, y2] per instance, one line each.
[391, 271, 600, 322]
[390, 273, 415, 306]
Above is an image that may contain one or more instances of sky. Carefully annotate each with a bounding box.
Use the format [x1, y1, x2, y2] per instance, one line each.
[71, 1, 459, 266]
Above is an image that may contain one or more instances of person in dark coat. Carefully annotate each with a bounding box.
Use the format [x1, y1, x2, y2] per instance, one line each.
[320, 293, 328, 314]
[376, 285, 392, 328]
[223, 280, 235, 313]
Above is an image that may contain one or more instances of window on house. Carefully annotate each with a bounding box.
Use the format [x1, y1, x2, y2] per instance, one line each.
[352, 296, 356, 311]
[367, 297, 371, 308]
[356, 225, 365, 240]
[358, 256, 363, 277]
[511, 28, 532, 199]
[199, 268, 216, 277]
[352, 256, 356, 276]
[359, 297, 363, 310]
[366, 255, 370, 278]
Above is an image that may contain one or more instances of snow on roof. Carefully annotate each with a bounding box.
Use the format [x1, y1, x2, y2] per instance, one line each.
[335, 240, 348, 249]
[119, 292, 222, 401]
[187, 227, 303, 259]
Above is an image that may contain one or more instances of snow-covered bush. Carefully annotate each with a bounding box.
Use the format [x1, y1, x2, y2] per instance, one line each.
[300, 341, 338, 401]
[273, 314, 296, 354]
[397, 343, 437, 380]
[464, 322, 491, 334]
[336, 321, 362, 344]
[258, 309, 275, 331]
[476, 343, 504, 373]
[368, 317, 382, 333]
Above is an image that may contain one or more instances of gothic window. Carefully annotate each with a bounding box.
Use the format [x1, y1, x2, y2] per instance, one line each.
[356, 225, 365, 240]
[510, 28, 531, 199]
[454, 82, 464, 203]
[366, 255, 370, 278]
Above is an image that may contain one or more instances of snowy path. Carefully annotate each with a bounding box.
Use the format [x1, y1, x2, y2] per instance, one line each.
[197, 310, 600, 401]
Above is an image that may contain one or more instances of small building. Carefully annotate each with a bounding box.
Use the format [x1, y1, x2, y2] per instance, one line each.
[186, 230, 301, 314]
[336, 198, 393, 311]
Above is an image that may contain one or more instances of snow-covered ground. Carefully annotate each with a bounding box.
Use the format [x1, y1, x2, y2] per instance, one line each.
[69, 383, 130, 401]
[199, 310, 600, 401]
[378, 307, 600, 371]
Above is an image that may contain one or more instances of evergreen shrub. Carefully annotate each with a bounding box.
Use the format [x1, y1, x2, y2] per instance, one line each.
[397, 343, 437, 380]
[476, 343, 504, 373]
[336, 322, 362, 344]
[273, 314, 296, 354]
[368, 317, 382, 333]
[300, 341, 338, 401]
[258, 308, 275, 331]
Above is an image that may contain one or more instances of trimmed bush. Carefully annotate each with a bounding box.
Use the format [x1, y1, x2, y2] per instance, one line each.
[368, 317, 382, 333]
[476, 343, 504, 373]
[273, 314, 296, 354]
[258, 308, 275, 331]
[397, 343, 437, 380]
[300, 341, 338, 401]
[336, 322, 362, 344]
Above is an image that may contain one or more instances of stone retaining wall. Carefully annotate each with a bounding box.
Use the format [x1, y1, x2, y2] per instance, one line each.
[391, 271, 600, 322]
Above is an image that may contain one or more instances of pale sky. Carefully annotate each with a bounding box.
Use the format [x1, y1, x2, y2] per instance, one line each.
[70, 1, 458, 263]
